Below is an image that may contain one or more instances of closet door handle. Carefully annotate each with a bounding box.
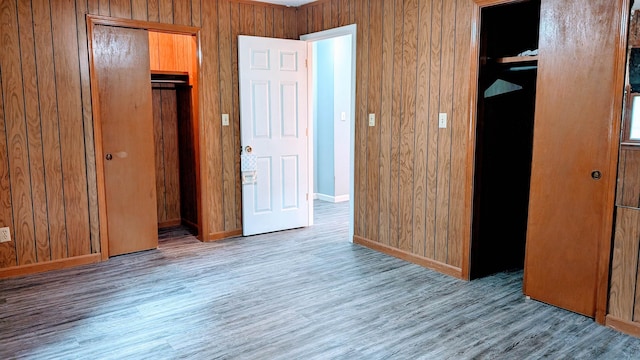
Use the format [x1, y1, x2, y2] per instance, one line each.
[591, 170, 602, 180]
[105, 153, 113, 161]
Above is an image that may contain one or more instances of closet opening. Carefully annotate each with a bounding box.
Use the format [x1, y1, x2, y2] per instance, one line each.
[149, 32, 200, 238]
[470, 0, 540, 279]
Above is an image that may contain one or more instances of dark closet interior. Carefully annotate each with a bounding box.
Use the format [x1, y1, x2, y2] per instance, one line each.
[151, 72, 199, 235]
[470, 0, 540, 279]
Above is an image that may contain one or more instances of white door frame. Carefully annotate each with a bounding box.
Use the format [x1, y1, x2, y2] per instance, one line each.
[301, 24, 357, 241]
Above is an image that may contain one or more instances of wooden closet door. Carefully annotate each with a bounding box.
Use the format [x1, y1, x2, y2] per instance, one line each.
[92, 25, 158, 256]
[523, 0, 627, 318]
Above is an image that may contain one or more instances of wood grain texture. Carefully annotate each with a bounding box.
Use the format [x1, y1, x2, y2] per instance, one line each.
[377, 0, 394, 247]
[76, 0, 101, 255]
[32, 0, 68, 260]
[524, 0, 625, 318]
[398, 0, 418, 253]
[0, 74, 16, 268]
[365, 0, 381, 243]
[352, 0, 368, 242]
[159, 0, 172, 23]
[161, 89, 181, 222]
[131, 0, 147, 21]
[200, 0, 222, 237]
[412, 0, 431, 258]
[448, 0, 472, 268]
[51, 0, 91, 257]
[609, 207, 640, 320]
[93, 25, 158, 257]
[0, 0, 299, 271]
[389, 0, 404, 249]
[173, 0, 191, 26]
[153, 89, 168, 222]
[617, 148, 640, 208]
[148, 0, 159, 22]
[109, 0, 131, 18]
[98, 0, 109, 16]
[426, 0, 442, 260]
[224, 1, 240, 231]
[1, 0, 37, 266]
[435, 0, 455, 264]
[3, 202, 640, 357]
[17, 0, 49, 263]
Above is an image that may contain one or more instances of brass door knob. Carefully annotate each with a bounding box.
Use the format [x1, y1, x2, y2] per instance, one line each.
[591, 170, 602, 180]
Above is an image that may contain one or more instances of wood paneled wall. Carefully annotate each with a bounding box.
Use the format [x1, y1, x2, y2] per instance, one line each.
[0, 0, 298, 272]
[299, 0, 472, 274]
[152, 85, 182, 227]
[607, 10, 640, 337]
[149, 32, 198, 229]
[608, 206, 640, 336]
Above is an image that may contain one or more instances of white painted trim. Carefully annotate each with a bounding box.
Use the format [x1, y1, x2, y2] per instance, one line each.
[315, 193, 350, 203]
[301, 24, 357, 242]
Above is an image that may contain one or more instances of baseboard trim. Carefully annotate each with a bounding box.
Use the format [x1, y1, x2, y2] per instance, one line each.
[353, 235, 463, 279]
[315, 193, 350, 203]
[206, 229, 242, 242]
[606, 315, 640, 338]
[0, 253, 102, 279]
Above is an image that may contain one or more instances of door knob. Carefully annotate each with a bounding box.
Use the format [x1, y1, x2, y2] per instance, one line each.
[591, 170, 602, 180]
[105, 153, 113, 161]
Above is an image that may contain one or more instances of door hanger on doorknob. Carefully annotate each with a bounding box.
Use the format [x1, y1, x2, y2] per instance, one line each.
[241, 145, 257, 185]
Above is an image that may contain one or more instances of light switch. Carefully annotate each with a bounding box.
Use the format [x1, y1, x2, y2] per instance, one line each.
[341, 112, 346, 121]
[369, 113, 375, 127]
[222, 114, 230, 126]
[438, 113, 447, 129]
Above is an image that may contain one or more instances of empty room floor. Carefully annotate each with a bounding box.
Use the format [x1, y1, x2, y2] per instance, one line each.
[2, 201, 640, 359]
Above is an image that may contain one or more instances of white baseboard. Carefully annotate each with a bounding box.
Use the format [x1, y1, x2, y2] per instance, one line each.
[315, 193, 350, 203]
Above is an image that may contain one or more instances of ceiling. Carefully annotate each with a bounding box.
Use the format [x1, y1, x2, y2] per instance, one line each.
[250, 0, 316, 6]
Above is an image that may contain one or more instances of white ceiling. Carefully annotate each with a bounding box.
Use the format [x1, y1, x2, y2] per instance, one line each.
[634, 0, 640, 10]
[251, 0, 316, 7]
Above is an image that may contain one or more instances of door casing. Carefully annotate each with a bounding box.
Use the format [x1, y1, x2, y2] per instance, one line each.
[87, 15, 205, 258]
[464, 0, 630, 324]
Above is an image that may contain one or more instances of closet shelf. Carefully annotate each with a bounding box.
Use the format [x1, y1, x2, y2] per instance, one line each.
[494, 55, 538, 64]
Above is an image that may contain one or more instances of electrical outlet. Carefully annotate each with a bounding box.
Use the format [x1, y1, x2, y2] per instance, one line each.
[438, 113, 447, 128]
[368, 113, 375, 127]
[222, 114, 230, 126]
[0, 227, 10, 243]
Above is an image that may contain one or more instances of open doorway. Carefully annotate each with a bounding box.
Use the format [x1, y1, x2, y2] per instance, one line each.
[470, 0, 540, 279]
[88, 16, 204, 258]
[149, 32, 201, 238]
[302, 25, 357, 242]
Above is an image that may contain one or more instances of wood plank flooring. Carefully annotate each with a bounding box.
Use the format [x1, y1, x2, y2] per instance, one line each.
[2, 201, 640, 359]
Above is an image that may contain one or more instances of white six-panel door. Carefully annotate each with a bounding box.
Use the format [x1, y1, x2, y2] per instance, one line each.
[238, 36, 309, 236]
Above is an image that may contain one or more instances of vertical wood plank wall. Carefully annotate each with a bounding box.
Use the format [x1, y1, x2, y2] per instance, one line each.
[0, 0, 633, 316]
[152, 85, 182, 227]
[298, 0, 472, 275]
[607, 9, 640, 337]
[149, 32, 197, 229]
[0, 0, 298, 271]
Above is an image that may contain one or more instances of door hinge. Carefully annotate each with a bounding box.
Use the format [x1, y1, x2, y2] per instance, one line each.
[306, 193, 309, 201]
[306, 128, 308, 137]
[305, 59, 308, 68]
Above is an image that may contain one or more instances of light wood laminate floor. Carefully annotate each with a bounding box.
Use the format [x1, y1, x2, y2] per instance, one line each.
[2, 201, 640, 359]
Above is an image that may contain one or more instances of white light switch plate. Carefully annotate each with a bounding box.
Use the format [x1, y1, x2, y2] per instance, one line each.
[0, 227, 10, 243]
[438, 113, 447, 128]
[341, 112, 346, 121]
[222, 114, 230, 126]
[369, 113, 375, 127]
